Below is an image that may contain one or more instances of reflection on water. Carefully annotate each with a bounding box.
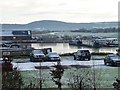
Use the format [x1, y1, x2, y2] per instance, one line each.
[32, 43, 118, 54]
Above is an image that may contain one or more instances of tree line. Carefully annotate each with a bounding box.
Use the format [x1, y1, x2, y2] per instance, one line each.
[71, 27, 118, 33]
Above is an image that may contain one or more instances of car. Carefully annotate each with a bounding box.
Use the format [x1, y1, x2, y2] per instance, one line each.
[116, 49, 120, 56]
[9, 44, 20, 48]
[104, 54, 120, 66]
[45, 52, 61, 61]
[69, 39, 82, 46]
[73, 50, 91, 60]
[30, 49, 45, 62]
[2, 43, 10, 47]
[1, 42, 13, 47]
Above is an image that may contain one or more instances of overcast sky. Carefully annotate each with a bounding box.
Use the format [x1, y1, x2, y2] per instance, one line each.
[0, 0, 119, 24]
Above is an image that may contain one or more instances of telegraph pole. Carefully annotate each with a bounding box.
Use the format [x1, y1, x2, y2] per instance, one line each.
[92, 55, 96, 90]
[39, 58, 42, 90]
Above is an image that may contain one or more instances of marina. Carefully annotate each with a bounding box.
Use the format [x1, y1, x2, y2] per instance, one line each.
[1, 30, 118, 59]
[1, 0, 120, 89]
[32, 43, 118, 54]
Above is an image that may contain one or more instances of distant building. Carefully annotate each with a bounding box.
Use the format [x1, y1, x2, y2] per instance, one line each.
[1, 30, 32, 41]
[0, 30, 32, 48]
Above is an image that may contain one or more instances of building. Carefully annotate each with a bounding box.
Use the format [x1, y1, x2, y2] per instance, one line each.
[0, 30, 32, 48]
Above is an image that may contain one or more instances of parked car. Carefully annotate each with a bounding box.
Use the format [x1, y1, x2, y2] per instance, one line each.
[1, 42, 13, 47]
[45, 52, 61, 61]
[2, 43, 10, 47]
[104, 54, 120, 66]
[1, 42, 20, 48]
[10, 44, 20, 48]
[69, 39, 82, 46]
[30, 49, 45, 62]
[42, 48, 52, 55]
[74, 50, 91, 60]
[116, 49, 120, 56]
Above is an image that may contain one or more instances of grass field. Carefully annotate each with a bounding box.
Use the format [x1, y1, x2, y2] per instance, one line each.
[21, 67, 119, 89]
[55, 32, 118, 38]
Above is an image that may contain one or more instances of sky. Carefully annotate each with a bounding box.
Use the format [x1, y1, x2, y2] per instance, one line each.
[0, 0, 119, 24]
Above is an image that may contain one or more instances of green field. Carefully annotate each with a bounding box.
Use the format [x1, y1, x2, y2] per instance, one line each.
[21, 67, 119, 89]
[54, 32, 118, 38]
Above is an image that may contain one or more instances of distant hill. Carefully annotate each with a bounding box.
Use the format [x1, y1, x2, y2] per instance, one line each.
[1, 20, 118, 31]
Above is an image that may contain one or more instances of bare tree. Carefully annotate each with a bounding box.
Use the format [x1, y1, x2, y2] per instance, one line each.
[2, 68, 24, 90]
[113, 79, 120, 90]
[67, 68, 102, 90]
[50, 61, 64, 90]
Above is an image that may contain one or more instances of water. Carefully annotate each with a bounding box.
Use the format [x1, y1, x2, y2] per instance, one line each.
[32, 43, 118, 54]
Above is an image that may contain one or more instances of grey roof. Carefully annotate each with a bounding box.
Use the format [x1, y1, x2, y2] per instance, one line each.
[0, 30, 31, 36]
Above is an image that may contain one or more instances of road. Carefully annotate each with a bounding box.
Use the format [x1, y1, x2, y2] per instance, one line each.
[12, 58, 115, 71]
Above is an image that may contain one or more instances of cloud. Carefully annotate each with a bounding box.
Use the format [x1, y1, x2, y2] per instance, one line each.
[0, 0, 119, 23]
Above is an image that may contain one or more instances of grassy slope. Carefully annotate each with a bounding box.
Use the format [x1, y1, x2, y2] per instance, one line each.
[21, 67, 118, 88]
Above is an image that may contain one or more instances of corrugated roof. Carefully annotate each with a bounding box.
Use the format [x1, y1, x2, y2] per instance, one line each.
[0, 30, 31, 36]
